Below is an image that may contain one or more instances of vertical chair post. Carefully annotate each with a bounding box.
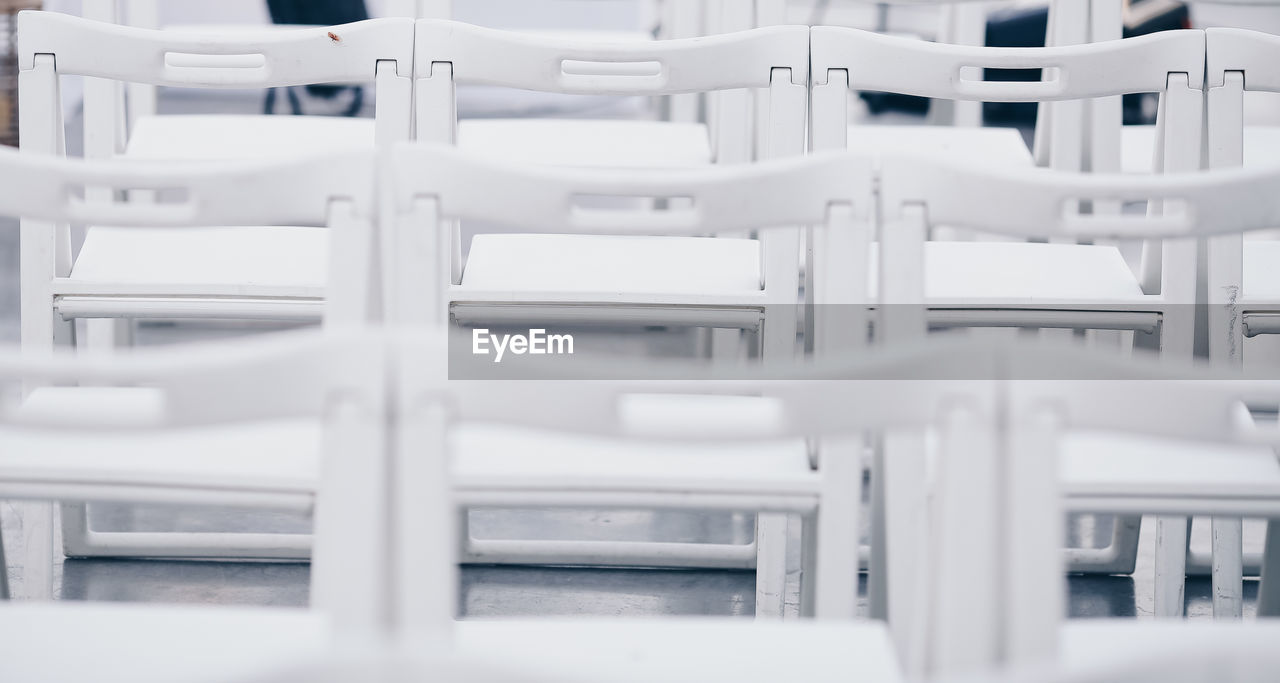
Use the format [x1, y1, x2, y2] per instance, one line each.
[1002, 407, 1064, 668]
[1150, 70, 1206, 618]
[16, 53, 68, 601]
[392, 390, 457, 640]
[1207, 69, 1248, 619]
[309, 361, 393, 640]
[927, 403, 1002, 677]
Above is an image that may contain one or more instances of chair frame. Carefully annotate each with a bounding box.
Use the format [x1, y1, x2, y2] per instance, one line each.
[0, 143, 376, 597]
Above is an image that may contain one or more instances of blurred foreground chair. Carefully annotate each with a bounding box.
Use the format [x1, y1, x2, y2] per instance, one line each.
[0, 144, 376, 594]
[385, 143, 874, 615]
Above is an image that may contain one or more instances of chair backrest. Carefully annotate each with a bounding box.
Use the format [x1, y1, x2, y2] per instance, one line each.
[392, 325, 999, 635]
[0, 327, 391, 634]
[413, 19, 808, 164]
[2, 143, 378, 352]
[16, 11, 414, 162]
[811, 26, 1204, 168]
[383, 143, 874, 328]
[873, 155, 1280, 343]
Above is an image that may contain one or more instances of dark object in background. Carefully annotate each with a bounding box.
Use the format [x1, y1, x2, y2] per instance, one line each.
[860, 0, 1191, 125]
[263, 0, 370, 116]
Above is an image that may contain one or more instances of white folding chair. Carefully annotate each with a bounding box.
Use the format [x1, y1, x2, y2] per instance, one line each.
[0, 327, 394, 679]
[413, 20, 809, 360]
[871, 155, 1280, 629]
[385, 143, 873, 615]
[989, 366, 1280, 677]
[864, 338, 1280, 678]
[0, 144, 376, 590]
[0, 326, 1007, 683]
[812, 28, 1204, 580]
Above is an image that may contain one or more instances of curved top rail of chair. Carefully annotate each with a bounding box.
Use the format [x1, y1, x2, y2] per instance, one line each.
[404, 331, 994, 440]
[390, 144, 872, 234]
[0, 146, 373, 227]
[812, 27, 1205, 100]
[17, 12, 414, 85]
[878, 152, 1280, 240]
[0, 328, 386, 430]
[408, 331, 1264, 442]
[1206, 27, 1280, 89]
[414, 20, 809, 94]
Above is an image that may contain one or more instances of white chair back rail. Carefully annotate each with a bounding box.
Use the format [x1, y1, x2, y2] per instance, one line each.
[413, 19, 809, 170]
[414, 20, 806, 96]
[0, 147, 374, 229]
[811, 27, 1204, 106]
[17, 12, 414, 88]
[390, 145, 869, 235]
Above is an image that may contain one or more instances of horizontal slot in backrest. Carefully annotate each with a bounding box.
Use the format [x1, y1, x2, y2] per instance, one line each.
[954, 65, 1064, 99]
[561, 59, 662, 78]
[568, 194, 697, 233]
[959, 65, 1060, 84]
[163, 51, 268, 84]
[164, 52, 267, 69]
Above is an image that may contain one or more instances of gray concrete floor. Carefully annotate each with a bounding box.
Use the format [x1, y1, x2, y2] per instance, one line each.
[0, 85, 1267, 621]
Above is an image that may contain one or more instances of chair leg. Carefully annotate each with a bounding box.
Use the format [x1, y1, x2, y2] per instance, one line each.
[0, 517, 9, 599]
[62, 318, 134, 559]
[866, 444, 888, 621]
[1154, 515, 1190, 617]
[20, 502, 55, 600]
[1258, 518, 1280, 617]
[760, 308, 796, 363]
[754, 513, 788, 618]
[1211, 517, 1244, 619]
[799, 512, 817, 618]
[1065, 515, 1142, 575]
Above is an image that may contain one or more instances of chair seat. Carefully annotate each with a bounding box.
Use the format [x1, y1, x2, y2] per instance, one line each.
[0, 603, 899, 683]
[458, 119, 712, 168]
[1244, 240, 1280, 303]
[65, 226, 327, 299]
[124, 114, 374, 160]
[846, 124, 1034, 167]
[460, 234, 762, 296]
[1061, 430, 1280, 515]
[870, 241, 1146, 303]
[1122, 124, 1280, 173]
